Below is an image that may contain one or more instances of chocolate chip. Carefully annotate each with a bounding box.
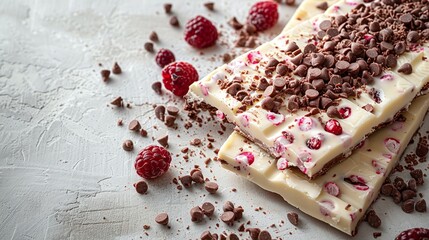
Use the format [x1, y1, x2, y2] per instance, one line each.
[180, 175, 192, 188]
[392, 188, 402, 204]
[165, 106, 179, 116]
[320, 97, 333, 109]
[291, 53, 303, 65]
[312, 79, 325, 91]
[246, 228, 261, 240]
[202, 202, 215, 216]
[402, 199, 415, 213]
[362, 70, 374, 85]
[385, 54, 397, 68]
[155, 105, 166, 121]
[258, 78, 269, 91]
[129, 120, 141, 131]
[190, 138, 202, 146]
[246, 37, 257, 48]
[285, 42, 299, 53]
[140, 129, 148, 137]
[201, 231, 214, 240]
[348, 62, 360, 76]
[379, 28, 393, 41]
[380, 41, 394, 51]
[227, 83, 241, 96]
[366, 48, 378, 59]
[223, 201, 234, 212]
[305, 89, 319, 100]
[326, 106, 340, 118]
[245, 24, 257, 35]
[261, 97, 275, 111]
[381, 183, 395, 196]
[204, 2, 215, 11]
[229, 233, 239, 240]
[228, 17, 243, 30]
[336, 60, 350, 72]
[311, 53, 325, 67]
[134, 180, 148, 194]
[335, 15, 347, 25]
[273, 78, 287, 90]
[394, 42, 406, 55]
[326, 28, 339, 37]
[323, 41, 336, 51]
[170, 16, 179, 27]
[191, 170, 204, 183]
[263, 86, 276, 97]
[111, 96, 123, 107]
[366, 210, 381, 228]
[220, 211, 235, 225]
[410, 169, 424, 185]
[276, 64, 288, 76]
[316, 1, 328, 10]
[407, 31, 420, 43]
[144, 42, 154, 53]
[398, 63, 413, 75]
[155, 213, 169, 225]
[258, 230, 272, 240]
[149, 31, 159, 42]
[287, 212, 299, 226]
[267, 58, 279, 68]
[394, 177, 407, 192]
[369, 22, 380, 32]
[190, 206, 204, 222]
[164, 3, 172, 14]
[369, 63, 382, 76]
[294, 65, 308, 77]
[416, 141, 429, 157]
[152, 81, 162, 94]
[205, 181, 218, 194]
[112, 62, 122, 74]
[287, 96, 300, 112]
[415, 199, 427, 212]
[285, 0, 295, 6]
[157, 134, 169, 147]
[101, 70, 111, 82]
[408, 179, 417, 192]
[223, 53, 232, 63]
[319, 20, 332, 31]
[303, 43, 316, 53]
[122, 140, 134, 151]
[402, 189, 417, 201]
[400, 13, 413, 24]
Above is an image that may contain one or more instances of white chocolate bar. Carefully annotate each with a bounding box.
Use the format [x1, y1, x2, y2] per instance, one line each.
[218, 94, 429, 235]
[187, 0, 429, 178]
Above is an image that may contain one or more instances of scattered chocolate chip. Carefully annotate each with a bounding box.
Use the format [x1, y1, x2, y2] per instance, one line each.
[287, 212, 299, 226]
[129, 120, 141, 131]
[180, 175, 192, 188]
[381, 183, 395, 196]
[205, 181, 218, 194]
[316, 1, 328, 10]
[155, 213, 169, 225]
[111, 96, 123, 107]
[191, 170, 204, 183]
[223, 53, 232, 63]
[157, 134, 169, 147]
[305, 89, 319, 100]
[407, 31, 420, 43]
[220, 211, 235, 225]
[228, 17, 243, 30]
[227, 83, 242, 96]
[229, 233, 239, 240]
[140, 129, 148, 137]
[134, 180, 148, 194]
[273, 77, 287, 90]
[152, 81, 162, 94]
[261, 97, 275, 111]
[246, 228, 261, 240]
[285, 0, 295, 6]
[258, 230, 272, 240]
[373, 232, 382, 238]
[416, 140, 428, 158]
[401, 199, 415, 213]
[201, 231, 214, 240]
[319, 20, 332, 31]
[112, 62, 122, 74]
[164, 3, 172, 14]
[204, 2, 214, 11]
[294, 65, 308, 77]
[285, 42, 299, 53]
[149, 31, 158, 42]
[191, 206, 205, 222]
[223, 201, 234, 212]
[304, 43, 317, 53]
[408, 179, 417, 192]
[402, 190, 417, 201]
[410, 169, 424, 185]
[385, 54, 397, 68]
[276, 64, 288, 76]
[415, 199, 427, 212]
[144, 42, 154, 53]
[122, 140, 134, 151]
[398, 63, 413, 75]
[143, 225, 150, 230]
[201, 202, 215, 217]
[101, 70, 111, 82]
[326, 106, 341, 118]
[366, 210, 381, 228]
[170, 16, 179, 27]
[369, 22, 380, 32]
[155, 105, 166, 121]
[233, 206, 244, 220]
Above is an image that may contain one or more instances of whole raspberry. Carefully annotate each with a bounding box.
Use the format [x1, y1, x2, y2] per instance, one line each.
[247, 1, 279, 32]
[155, 48, 175, 68]
[162, 61, 199, 96]
[135, 145, 172, 179]
[396, 228, 429, 240]
[184, 15, 218, 49]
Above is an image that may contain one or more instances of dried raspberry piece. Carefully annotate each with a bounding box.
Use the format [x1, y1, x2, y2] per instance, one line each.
[135, 145, 172, 179]
[184, 15, 218, 49]
[247, 1, 279, 31]
[161, 62, 199, 96]
[395, 228, 429, 240]
[155, 48, 176, 68]
[234, 152, 255, 165]
[324, 119, 343, 135]
[297, 117, 314, 131]
[324, 182, 340, 197]
[306, 137, 322, 150]
[338, 107, 351, 119]
[344, 175, 369, 191]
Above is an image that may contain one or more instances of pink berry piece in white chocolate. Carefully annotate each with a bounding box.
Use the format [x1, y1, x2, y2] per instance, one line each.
[324, 182, 340, 197]
[234, 152, 255, 166]
[273, 131, 294, 154]
[239, 114, 250, 127]
[324, 119, 343, 135]
[344, 175, 369, 191]
[391, 121, 404, 131]
[216, 110, 225, 121]
[384, 138, 400, 154]
[247, 51, 262, 64]
[276, 158, 289, 170]
[371, 160, 385, 175]
[266, 112, 285, 126]
[338, 107, 351, 119]
[297, 117, 314, 131]
[380, 73, 394, 81]
[306, 135, 323, 150]
[319, 200, 335, 216]
[299, 151, 312, 163]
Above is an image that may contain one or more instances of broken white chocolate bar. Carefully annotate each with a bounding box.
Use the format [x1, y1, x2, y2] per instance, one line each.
[218, 94, 429, 235]
[187, 0, 429, 178]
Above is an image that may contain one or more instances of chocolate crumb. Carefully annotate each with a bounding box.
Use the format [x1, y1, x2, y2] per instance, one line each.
[122, 140, 134, 151]
[129, 120, 141, 132]
[287, 212, 299, 226]
[157, 134, 169, 147]
[223, 53, 232, 63]
[143, 225, 150, 230]
[190, 138, 202, 146]
[228, 17, 243, 30]
[144, 42, 154, 53]
[373, 232, 382, 238]
[112, 62, 122, 74]
[100, 70, 110, 82]
[140, 129, 148, 137]
[204, 2, 214, 11]
[151, 81, 162, 95]
[155, 213, 169, 225]
[111, 96, 123, 107]
[170, 16, 179, 27]
[285, 0, 295, 6]
[134, 180, 148, 194]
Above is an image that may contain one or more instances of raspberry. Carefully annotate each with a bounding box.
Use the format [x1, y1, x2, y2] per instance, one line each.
[162, 62, 199, 96]
[324, 182, 340, 197]
[344, 175, 369, 191]
[184, 15, 218, 49]
[306, 137, 322, 150]
[396, 228, 429, 240]
[135, 145, 172, 179]
[324, 119, 343, 135]
[155, 49, 175, 68]
[338, 107, 351, 119]
[247, 1, 279, 32]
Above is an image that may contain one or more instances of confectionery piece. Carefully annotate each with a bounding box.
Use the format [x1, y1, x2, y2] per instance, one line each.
[218, 94, 429, 235]
[187, 0, 429, 178]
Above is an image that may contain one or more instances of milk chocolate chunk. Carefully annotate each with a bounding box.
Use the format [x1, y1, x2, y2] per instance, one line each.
[144, 42, 154, 53]
[134, 180, 148, 194]
[205, 181, 219, 193]
[129, 120, 141, 131]
[155, 213, 169, 225]
[415, 199, 427, 212]
[401, 199, 415, 213]
[398, 63, 413, 75]
[316, 1, 328, 10]
[366, 210, 381, 228]
[101, 70, 110, 82]
[258, 230, 272, 240]
[180, 175, 193, 188]
[407, 31, 420, 43]
[112, 62, 122, 74]
[287, 212, 299, 226]
[220, 211, 235, 225]
[202, 202, 215, 216]
[155, 105, 166, 121]
[200, 231, 214, 240]
[190, 206, 204, 222]
[122, 140, 134, 151]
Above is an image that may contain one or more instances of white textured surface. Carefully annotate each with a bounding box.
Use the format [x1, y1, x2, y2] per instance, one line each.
[0, 0, 428, 239]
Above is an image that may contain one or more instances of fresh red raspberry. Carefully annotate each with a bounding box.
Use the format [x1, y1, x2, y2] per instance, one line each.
[162, 61, 199, 96]
[135, 145, 172, 179]
[155, 48, 175, 68]
[247, 1, 279, 32]
[306, 137, 322, 150]
[184, 16, 218, 49]
[324, 119, 343, 135]
[395, 228, 429, 240]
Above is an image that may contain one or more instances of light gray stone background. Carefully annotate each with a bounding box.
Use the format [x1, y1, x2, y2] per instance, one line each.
[0, 0, 428, 239]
